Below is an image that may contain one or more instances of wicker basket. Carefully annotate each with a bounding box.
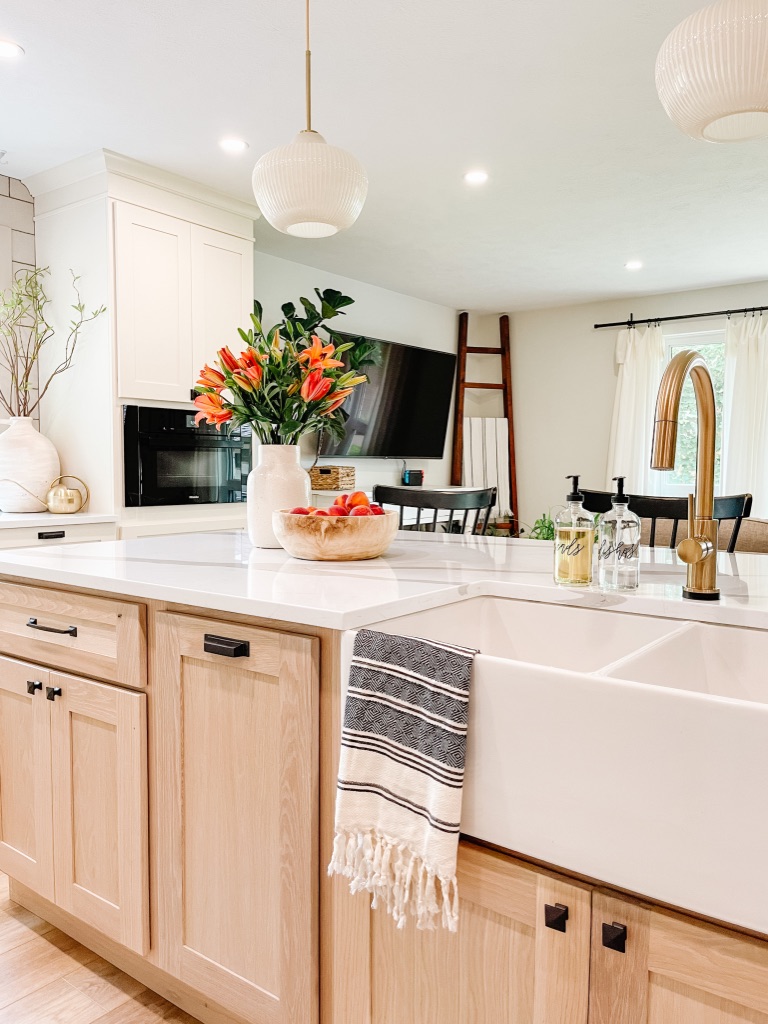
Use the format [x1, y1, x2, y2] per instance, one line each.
[310, 465, 356, 491]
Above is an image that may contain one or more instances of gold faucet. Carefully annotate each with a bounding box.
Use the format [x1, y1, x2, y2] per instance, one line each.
[651, 349, 720, 601]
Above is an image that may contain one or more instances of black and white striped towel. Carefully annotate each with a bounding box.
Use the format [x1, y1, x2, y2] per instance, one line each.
[328, 628, 476, 931]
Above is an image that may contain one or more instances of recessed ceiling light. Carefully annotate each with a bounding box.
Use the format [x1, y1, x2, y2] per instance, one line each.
[464, 169, 489, 186]
[0, 39, 24, 59]
[624, 260, 643, 271]
[219, 137, 249, 154]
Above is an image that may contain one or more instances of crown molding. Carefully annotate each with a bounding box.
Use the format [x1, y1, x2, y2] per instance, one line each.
[24, 149, 261, 224]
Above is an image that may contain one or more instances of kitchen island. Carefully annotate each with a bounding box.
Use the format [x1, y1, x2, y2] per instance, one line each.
[1, 530, 767, 1024]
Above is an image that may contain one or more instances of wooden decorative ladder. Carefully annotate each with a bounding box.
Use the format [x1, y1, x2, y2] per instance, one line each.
[450, 312, 519, 529]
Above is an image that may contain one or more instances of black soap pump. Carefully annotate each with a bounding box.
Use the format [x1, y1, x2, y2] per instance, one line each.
[554, 475, 595, 586]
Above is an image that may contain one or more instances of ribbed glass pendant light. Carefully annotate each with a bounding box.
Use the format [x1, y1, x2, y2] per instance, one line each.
[252, 0, 368, 237]
[656, 0, 768, 142]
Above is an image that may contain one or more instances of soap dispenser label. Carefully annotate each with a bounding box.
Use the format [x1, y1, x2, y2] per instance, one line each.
[598, 539, 640, 562]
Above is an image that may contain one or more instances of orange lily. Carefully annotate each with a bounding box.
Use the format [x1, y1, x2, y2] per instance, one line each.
[193, 392, 233, 430]
[196, 364, 226, 391]
[217, 346, 240, 373]
[298, 334, 344, 370]
[322, 387, 354, 415]
[232, 363, 263, 392]
[301, 369, 333, 402]
[237, 346, 264, 370]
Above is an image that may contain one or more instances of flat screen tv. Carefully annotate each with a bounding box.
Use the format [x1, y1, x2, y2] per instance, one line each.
[319, 333, 456, 459]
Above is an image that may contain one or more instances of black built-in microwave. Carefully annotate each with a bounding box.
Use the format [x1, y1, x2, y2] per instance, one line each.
[123, 405, 251, 507]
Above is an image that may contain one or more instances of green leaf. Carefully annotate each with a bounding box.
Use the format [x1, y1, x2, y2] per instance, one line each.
[281, 301, 296, 318]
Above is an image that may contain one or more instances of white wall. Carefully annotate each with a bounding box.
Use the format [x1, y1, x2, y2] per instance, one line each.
[494, 280, 768, 528]
[253, 250, 457, 491]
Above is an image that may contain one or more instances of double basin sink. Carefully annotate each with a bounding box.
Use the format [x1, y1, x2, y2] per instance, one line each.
[354, 597, 768, 935]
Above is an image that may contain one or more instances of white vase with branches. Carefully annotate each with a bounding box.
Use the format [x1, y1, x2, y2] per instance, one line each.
[0, 267, 104, 512]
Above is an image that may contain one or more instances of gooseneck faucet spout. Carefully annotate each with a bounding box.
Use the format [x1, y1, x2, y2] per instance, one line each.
[651, 349, 720, 600]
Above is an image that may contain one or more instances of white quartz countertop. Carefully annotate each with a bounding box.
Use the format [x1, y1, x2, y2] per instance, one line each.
[0, 512, 118, 529]
[0, 529, 767, 630]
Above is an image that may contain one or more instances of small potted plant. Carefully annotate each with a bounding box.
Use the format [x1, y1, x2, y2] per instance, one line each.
[194, 289, 367, 548]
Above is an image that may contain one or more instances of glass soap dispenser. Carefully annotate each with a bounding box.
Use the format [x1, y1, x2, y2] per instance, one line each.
[554, 475, 595, 587]
[597, 476, 641, 591]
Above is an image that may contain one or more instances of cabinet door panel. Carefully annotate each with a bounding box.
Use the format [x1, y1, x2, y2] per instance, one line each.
[0, 657, 53, 899]
[190, 225, 253, 374]
[114, 202, 192, 402]
[154, 612, 319, 1024]
[50, 672, 148, 954]
[589, 891, 768, 1024]
[370, 842, 591, 1024]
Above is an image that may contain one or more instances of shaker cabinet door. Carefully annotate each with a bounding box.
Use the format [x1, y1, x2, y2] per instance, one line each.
[369, 842, 591, 1024]
[153, 612, 319, 1024]
[190, 225, 253, 375]
[589, 891, 768, 1024]
[0, 656, 54, 900]
[114, 202, 193, 403]
[49, 671, 149, 955]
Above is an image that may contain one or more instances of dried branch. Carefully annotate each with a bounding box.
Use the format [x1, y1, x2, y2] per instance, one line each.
[0, 267, 105, 417]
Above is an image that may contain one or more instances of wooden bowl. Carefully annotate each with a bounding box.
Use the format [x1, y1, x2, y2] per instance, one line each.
[272, 509, 399, 561]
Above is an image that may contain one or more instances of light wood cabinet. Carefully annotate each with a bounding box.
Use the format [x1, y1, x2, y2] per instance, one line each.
[114, 203, 193, 403]
[0, 656, 54, 900]
[50, 671, 148, 955]
[153, 612, 319, 1024]
[589, 890, 768, 1024]
[0, 654, 148, 955]
[114, 203, 254, 404]
[367, 841, 591, 1024]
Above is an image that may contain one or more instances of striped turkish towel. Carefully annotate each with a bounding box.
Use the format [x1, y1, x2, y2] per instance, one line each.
[328, 629, 476, 931]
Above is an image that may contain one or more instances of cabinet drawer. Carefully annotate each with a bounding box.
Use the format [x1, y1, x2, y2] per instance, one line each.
[0, 582, 146, 688]
[0, 521, 118, 549]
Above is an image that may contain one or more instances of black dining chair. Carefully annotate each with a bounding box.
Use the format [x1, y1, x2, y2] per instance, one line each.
[372, 485, 498, 535]
[580, 489, 752, 554]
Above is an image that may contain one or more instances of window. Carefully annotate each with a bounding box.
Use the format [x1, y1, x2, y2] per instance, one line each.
[663, 330, 726, 496]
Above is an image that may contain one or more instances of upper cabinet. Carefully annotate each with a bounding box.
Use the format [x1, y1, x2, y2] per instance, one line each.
[190, 225, 253, 378]
[114, 204, 192, 403]
[115, 204, 254, 404]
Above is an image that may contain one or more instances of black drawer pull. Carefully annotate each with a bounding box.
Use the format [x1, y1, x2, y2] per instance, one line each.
[602, 921, 627, 953]
[26, 617, 78, 637]
[203, 633, 250, 658]
[544, 903, 569, 933]
[26, 680, 43, 695]
[37, 530, 65, 540]
[46, 686, 62, 701]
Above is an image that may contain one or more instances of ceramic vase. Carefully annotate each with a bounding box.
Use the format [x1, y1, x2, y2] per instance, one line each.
[0, 417, 60, 513]
[247, 444, 311, 548]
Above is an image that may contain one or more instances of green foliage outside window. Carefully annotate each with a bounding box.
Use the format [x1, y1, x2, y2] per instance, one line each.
[667, 342, 725, 489]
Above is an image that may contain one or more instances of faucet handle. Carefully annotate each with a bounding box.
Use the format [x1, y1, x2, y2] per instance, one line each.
[677, 493, 713, 564]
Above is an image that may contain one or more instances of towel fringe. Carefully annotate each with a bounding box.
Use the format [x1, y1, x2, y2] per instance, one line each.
[329, 829, 459, 932]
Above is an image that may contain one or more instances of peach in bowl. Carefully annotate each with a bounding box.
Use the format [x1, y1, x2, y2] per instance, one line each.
[272, 492, 398, 561]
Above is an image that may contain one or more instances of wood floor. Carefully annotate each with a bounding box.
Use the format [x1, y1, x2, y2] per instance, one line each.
[0, 873, 201, 1024]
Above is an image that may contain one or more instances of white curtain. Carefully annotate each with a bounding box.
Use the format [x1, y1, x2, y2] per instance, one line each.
[722, 315, 768, 517]
[605, 324, 666, 493]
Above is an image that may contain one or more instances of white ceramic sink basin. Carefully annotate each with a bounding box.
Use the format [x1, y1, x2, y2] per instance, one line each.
[352, 598, 768, 936]
[372, 596, 679, 671]
[604, 620, 768, 703]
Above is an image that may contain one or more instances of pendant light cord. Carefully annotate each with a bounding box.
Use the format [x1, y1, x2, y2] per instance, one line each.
[305, 0, 312, 131]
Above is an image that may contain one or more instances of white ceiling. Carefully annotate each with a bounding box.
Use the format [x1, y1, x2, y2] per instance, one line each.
[2, 0, 767, 311]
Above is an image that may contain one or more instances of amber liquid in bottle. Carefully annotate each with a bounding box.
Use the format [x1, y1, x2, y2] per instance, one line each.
[554, 526, 594, 585]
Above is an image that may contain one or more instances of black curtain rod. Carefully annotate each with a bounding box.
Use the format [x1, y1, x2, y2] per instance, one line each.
[594, 305, 768, 330]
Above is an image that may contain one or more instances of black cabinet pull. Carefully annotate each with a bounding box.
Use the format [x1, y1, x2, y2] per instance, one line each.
[602, 921, 628, 953]
[544, 903, 569, 933]
[203, 634, 250, 658]
[46, 686, 62, 702]
[26, 617, 77, 637]
[26, 680, 43, 695]
[37, 530, 65, 540]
